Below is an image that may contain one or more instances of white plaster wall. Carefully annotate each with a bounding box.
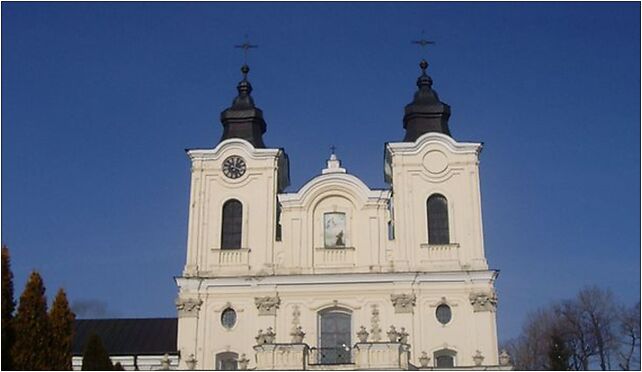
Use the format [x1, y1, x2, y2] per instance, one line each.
[176, 272, 499, 369]
[386, 132, 488, 272]
[177, 133, 501, 370]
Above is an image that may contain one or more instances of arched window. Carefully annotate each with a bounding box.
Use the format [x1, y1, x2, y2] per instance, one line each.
[427, 194, 449, 244]
[318, 308, 352, 364]
[215, 352, 238, 370]
[221, 199, 242, 249]
[434, 349, 456, 368]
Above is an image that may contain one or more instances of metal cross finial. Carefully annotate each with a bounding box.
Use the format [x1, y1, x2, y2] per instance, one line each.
[330, 145, 336, 155]
[234, 34, 258, 64]
[411, 30, 435, 49]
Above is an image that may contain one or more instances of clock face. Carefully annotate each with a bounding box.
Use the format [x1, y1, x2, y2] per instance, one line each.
[222, 156, 246, 179]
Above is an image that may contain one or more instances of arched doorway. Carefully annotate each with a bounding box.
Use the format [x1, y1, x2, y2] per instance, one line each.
[215, 351, 238, 370]
[318, 308, 351, 364]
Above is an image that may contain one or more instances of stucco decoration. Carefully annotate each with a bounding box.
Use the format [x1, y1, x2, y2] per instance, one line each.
[184, 354, 197, 370]
[238, 354, 250, 370]
[387, 325, 399, 342]
[175, 298, 202, 318]
[499, 349, 511, 366]
[291, 305, 301, 328]
[390, 293, 416, 313]
[419, 352, 431, 368]
[255, 328, 276, 345]
[398, 327, 409, 344]
[469, 290, 497, 312]
[255, 296, 281, 315]
[160, 354, 170, 370]
[290, 325, 305, 343]
[357, 326, 369, 342]
[473, 350, 485, 366]
[370, 304, 382, 341]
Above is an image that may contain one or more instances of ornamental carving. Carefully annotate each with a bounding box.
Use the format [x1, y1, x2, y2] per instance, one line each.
[370, 304, 382, 341]
[255, 296, 281, 315]
[390, 293, 416, 313]
[175, 298, 202, 317]
[469, 291, 497, 312]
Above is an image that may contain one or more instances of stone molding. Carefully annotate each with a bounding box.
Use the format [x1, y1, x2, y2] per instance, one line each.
[175, 270, 499, 291]
[391, 293, 416, 313]
[175, 298, 202, 318]
[469, 290, 498, 312]
[255, 295, 281, 315]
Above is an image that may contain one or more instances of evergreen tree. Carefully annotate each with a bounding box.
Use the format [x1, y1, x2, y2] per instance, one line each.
[2, 245, 16, 370]
[50, 288, 76, 370]
[81, 333, 114, 371]
[11, 271, 52, 370]
[547, 332, 571, 370]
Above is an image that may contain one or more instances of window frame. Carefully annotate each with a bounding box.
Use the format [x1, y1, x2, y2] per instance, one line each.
[317, 307, 352, 364]
[221, 199, 243, 250]
[215, 351, 239, 371]
[433, 349, 457, 368]
[220, 307, 238, 330]
[323, 212, 348, 248]
[427, 193, 450, 245]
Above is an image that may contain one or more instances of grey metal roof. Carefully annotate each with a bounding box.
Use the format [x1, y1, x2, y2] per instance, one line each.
[72, 318, 178, 356]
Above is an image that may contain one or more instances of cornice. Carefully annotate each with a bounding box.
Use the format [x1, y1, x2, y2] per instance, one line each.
[386, 132, 482, 156]
[175, 270, 498, 290]
[278, 172, 390, 208]
[187, 138, 282, 161]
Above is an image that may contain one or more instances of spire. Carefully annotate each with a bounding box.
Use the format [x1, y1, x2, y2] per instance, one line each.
[402, 59, 452, 141]
[219, 64, 267, 148]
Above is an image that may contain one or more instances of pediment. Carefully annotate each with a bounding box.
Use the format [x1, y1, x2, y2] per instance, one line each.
[279, 173, 388, 209]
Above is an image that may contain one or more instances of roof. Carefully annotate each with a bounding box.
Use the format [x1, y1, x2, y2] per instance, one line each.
[72, 318, 178, 356]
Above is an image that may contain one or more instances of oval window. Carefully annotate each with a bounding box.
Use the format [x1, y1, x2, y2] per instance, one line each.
[221, 308, 237, 329]
[436, 304, 452, 325]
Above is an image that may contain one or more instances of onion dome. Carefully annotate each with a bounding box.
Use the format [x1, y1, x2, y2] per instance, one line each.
[403, 59, 451, 141]
[219, 64, 267, 148]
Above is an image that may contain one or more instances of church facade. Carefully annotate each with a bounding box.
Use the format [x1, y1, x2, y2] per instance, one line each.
[174, 59, 511, 370]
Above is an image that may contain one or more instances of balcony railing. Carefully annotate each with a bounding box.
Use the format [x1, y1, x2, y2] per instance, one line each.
[419, 243, 460, 269]
[308, 347, 353, 365]
[211, 248, 250, 267]
[313, 247, 356, 268]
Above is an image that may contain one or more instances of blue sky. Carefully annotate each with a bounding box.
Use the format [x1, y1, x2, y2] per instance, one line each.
[2, 3, 640, 342]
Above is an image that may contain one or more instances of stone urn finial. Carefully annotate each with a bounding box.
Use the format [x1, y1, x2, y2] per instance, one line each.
[264, 326, 276, 344]
[398, 327, 409, 344]
[290, 325, 305, 343]
[357, 326, 369, 342]
[185, 354, 197, 370]
[255, 329, 265, 345]
[419, 351, 431, 368]
[238, 353, 250, 370]
[473, 350, 485, 366]
[387, 325, 399, 342]
[499, 349, 511, 366]
[160, 353, 170, 370]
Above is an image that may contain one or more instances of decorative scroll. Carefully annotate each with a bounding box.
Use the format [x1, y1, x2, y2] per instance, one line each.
[390, 293, 416, 313]
[255, 296, 281, 315]
[469, 290, 497, 312]
[370, 304, 382, 341]
[175, 298, 202, 318]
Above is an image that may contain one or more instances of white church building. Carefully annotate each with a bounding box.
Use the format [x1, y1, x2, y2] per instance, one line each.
[172, 57, 512, 370]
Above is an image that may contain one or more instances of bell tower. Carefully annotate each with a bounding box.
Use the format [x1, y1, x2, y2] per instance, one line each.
[177, 62, 290, 368]
[385, 58, 489, 272]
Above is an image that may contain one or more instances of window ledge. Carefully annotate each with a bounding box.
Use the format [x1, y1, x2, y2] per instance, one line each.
[315, 246, 356, 251]
[419, 243, 460, 249]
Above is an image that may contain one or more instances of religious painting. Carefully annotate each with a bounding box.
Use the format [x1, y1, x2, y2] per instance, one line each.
[324, 212, 346, 248]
